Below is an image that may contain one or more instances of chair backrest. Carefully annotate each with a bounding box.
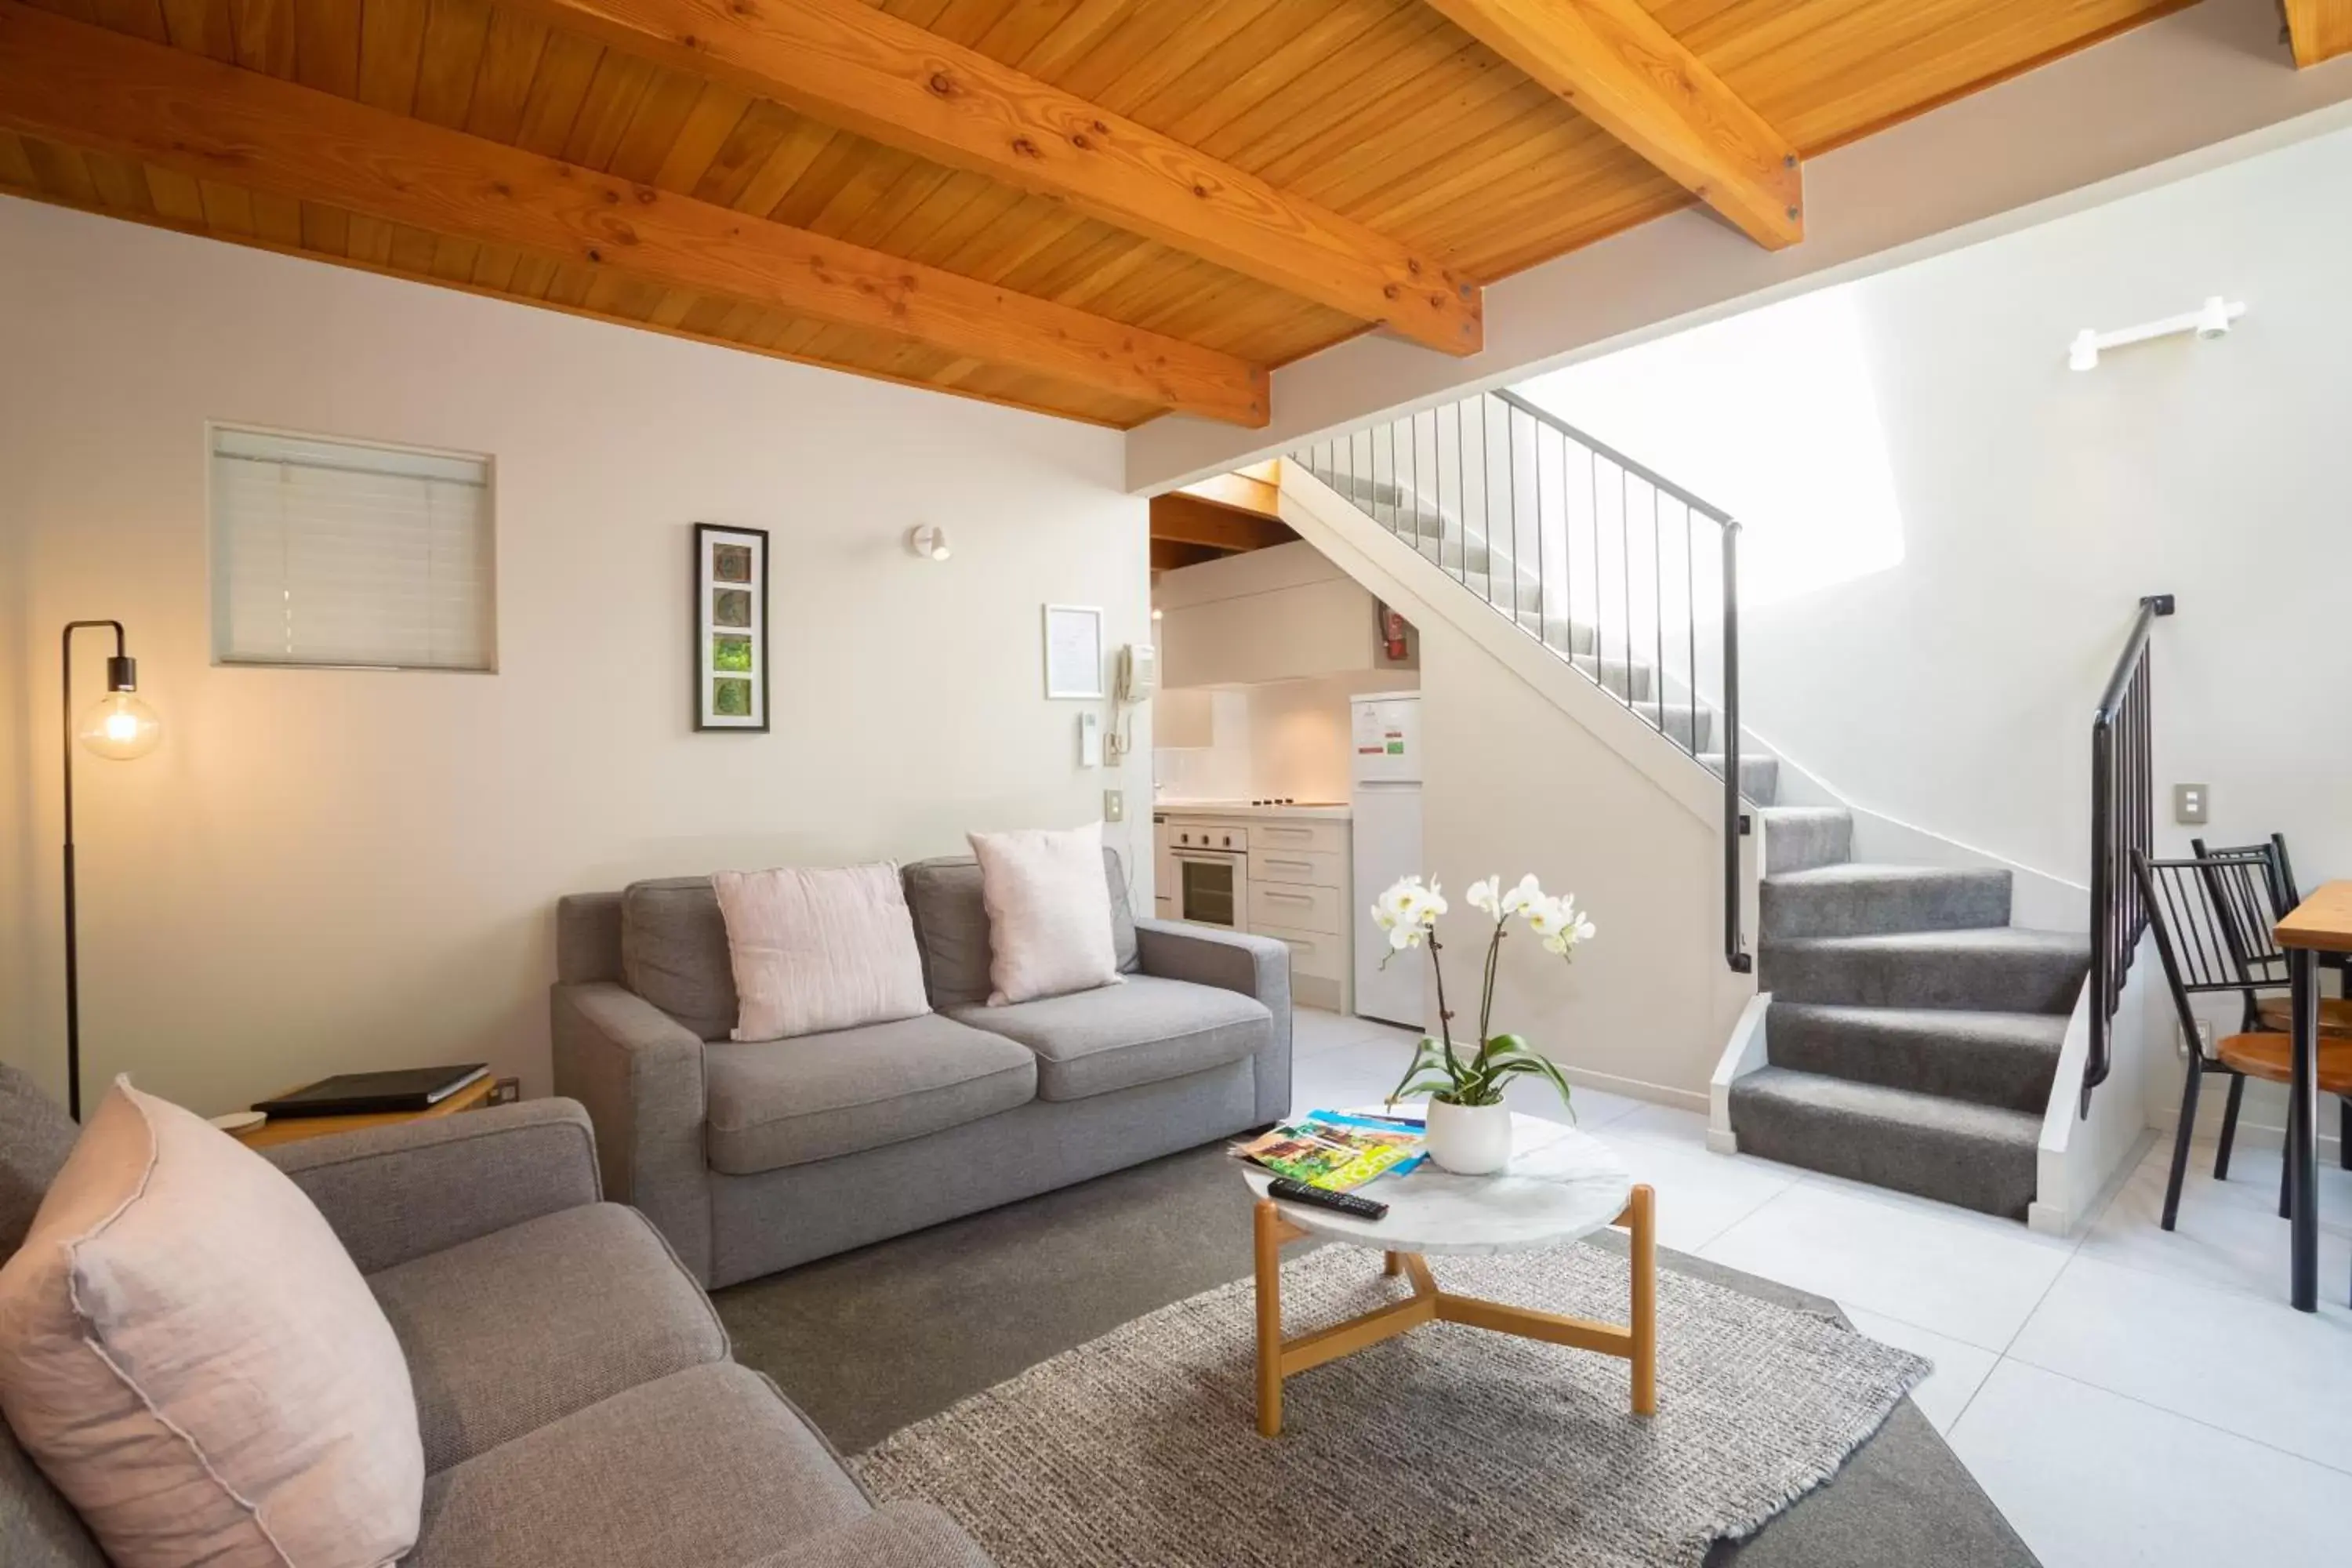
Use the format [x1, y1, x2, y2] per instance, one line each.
[2135, 845, 2288, 1052]
[0, 1065, 111, 1567]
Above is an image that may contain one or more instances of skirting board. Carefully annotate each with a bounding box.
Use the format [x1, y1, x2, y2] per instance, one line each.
[1707, 992, 1773, 1156]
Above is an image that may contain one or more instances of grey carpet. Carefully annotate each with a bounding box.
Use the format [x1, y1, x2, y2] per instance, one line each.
[714, 1145, 2036, 1568]
[855, 1242, 1926, 1568]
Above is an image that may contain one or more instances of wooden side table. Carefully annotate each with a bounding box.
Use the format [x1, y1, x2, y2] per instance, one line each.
[228, 1075, 496, 1149]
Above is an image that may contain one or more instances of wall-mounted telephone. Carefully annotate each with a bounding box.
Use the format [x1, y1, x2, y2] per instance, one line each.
[1104, 643, 1156, 763]
[1118, 643, 1158, 702]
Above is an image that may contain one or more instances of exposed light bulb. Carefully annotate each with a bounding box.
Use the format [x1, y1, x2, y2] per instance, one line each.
[77, 690, 162, 760]
[1151, 607, 1164, 621]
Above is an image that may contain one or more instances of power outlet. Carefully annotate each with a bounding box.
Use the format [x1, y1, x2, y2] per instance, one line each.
[2177, 1018, 2213, 1059]
[1103, 789, 1124, 823]
[2172, 782, 2209, 826]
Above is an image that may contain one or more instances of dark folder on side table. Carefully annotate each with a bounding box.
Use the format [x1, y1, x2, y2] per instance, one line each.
[252, 1065, 489, 1118]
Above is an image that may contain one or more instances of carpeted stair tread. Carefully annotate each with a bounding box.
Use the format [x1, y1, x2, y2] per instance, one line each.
[1699, 753, 1780, 805]
[1766, 1003, 2066, 1112]
[1761, 808, 1854, 875]
[1760, 927, 2089, 1014]
[1727, 1066, 2042, 1219]
[1761, 863, 2013, 940]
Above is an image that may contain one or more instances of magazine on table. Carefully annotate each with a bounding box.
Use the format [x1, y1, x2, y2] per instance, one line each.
[1232, 1109, 1428, 1192]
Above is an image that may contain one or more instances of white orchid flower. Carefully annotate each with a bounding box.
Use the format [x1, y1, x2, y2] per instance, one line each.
[1524, 892, 1595, 958]
[1370, 875, 1446, 949]
[1499, 873, 1544, 916]
[1465, 875, 1501, 916]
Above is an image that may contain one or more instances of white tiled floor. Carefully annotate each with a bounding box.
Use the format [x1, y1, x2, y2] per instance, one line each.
[1290, 1007, 2352, 1567]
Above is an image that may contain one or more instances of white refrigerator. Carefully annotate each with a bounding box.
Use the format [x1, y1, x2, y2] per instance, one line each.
[1350, 691, 1425, 1029]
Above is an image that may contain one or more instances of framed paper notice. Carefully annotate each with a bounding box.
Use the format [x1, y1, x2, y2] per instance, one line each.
[1043, 604, 1105, 700]
[695, 524, 769, 731]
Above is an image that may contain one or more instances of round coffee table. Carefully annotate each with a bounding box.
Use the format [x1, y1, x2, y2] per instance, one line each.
[1242, 1111, 1655, 1437]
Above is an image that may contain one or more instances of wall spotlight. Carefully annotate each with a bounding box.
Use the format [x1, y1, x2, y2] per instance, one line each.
[2067, 296, 2245, 372]
[907, 525, 951, 561]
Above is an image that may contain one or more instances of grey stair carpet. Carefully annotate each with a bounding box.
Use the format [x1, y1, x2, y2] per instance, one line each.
[1763, 1004, 2064, 1113]
[1729, 1068, 2044, 1219]
[1701, 753, 1780, 805]
[1732, 804, 2087, 1221]
[1760, 808, 1853, 874]
[1760, 927, 2089, 1014]
[1760, 865, 2013, 939]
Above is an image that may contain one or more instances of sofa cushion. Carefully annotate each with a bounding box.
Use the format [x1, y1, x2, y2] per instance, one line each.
[949, 975, 1269, 1102]
[408, 1363, 868, 1568]
[967, 823, 1122, 1005]
[704, 1014, 1036, 1174]
[903, 848, 1138, 1007]
[0, 1080, 423, 1568]
[368, 1203, 728, 1473]
[0, 1064, 76, 1261]
[714, 863, 931, 1042]
[621, 877, 739, 1041]
[2, 1418, 107, 1568]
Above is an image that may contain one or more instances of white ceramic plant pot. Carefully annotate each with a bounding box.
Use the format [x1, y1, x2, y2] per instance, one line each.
[1425, 1099, 1513, 1175]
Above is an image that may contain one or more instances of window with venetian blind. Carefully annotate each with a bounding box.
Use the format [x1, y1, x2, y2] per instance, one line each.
[209, 426, 495, 671]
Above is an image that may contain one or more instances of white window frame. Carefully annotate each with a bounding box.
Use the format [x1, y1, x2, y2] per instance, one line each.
[207, 421, 499, 673]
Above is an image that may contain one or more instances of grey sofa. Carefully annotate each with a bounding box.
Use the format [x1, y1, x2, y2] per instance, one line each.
[0, 1065, 993, 1568]
[554, 849, 1291, 1287]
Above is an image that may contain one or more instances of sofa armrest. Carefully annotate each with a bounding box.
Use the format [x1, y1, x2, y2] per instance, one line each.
[1134, 919, 1292, 1124]
[734, 1502, 996, 1568]
[263, 1099, 598, 1275]
[551, 981, 714, 1283]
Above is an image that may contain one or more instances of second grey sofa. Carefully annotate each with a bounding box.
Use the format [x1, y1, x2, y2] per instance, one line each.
[554, 849, 1291, 1287]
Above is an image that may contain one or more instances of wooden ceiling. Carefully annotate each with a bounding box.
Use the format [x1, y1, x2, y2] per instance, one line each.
[1151, 464, 1293, 568]
[3, 0, 2318, 430]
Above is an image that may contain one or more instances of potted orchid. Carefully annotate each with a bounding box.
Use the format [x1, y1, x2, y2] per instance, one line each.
[1370, 873, 1596, 1174]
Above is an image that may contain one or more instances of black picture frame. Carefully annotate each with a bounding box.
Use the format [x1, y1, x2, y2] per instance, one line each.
[694, 522, 770, 732]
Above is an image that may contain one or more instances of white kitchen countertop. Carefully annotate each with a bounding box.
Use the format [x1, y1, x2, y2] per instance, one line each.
[1153, 800, 1352, 822]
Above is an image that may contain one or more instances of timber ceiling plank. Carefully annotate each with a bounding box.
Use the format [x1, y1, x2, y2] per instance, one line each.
[1418, 0, 1803, 249]
[0, 0, 1269, 423]
[495, 0, 1486, 354]
[1149, 492, 1296, 551]
[2285, 0, 2352, 65]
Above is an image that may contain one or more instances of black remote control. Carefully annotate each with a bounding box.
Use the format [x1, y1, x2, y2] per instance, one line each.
[1267, 1178, 1388, 1220]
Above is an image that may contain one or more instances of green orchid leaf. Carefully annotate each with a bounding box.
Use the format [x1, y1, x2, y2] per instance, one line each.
[1487, 1054, 1577, 1118]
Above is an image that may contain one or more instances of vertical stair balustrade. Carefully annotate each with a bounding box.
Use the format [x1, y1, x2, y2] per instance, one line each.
[1292, 388, 1751, 971]
[2083, 593, 2176, 1117]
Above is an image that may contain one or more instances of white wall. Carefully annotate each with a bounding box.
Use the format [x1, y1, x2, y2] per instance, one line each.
[1154, 670, 1420, 805]
[1521, 123, 2352, 1149]
[0, 198, 1152, 1116]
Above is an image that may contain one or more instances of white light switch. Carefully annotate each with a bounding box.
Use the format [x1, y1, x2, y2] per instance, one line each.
[2172, 783, 2208, 825]
[1103, 789, 1124, 823]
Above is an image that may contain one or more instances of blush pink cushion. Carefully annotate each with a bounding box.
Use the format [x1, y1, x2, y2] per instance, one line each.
[713, 863, 932, 1040]
[967, 822, 1123, 1006]
[0, 1080, 423, 1568]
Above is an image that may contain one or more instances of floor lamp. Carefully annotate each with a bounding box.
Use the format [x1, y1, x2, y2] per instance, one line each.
[62, 620, 162, 1121]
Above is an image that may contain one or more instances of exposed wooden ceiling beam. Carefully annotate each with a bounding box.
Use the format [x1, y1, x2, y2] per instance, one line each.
[1150, 494, 1297, 553]
[2285, 0, 2352, 66]
[1420, 0, 1802, 249]
[1151, 539, 1225, 572]
[1176, 470, 1281, 520]
[0, 2, 1266, 426]
[504, 0, 1484, 356]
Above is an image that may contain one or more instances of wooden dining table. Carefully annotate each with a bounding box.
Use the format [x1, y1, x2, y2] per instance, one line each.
[2274, 880, 2352, 1313]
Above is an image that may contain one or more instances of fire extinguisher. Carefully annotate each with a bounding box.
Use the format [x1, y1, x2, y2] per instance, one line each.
[1377, 604, 1409, 662]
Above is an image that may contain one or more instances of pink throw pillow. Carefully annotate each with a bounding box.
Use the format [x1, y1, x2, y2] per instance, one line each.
[0, 1080, 423, 1568]
[968, 822, 1122, 1006]
[712, 863, 933, 1040]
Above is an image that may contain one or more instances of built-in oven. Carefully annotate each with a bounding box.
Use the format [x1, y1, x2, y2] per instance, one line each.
[1171, 845, 1249, 931]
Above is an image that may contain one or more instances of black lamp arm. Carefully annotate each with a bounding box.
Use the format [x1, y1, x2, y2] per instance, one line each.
[60, 619, 129, 1124]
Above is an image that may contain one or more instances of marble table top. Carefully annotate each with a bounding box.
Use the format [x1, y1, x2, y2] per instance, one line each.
[1240, 1111, 1634, 1256]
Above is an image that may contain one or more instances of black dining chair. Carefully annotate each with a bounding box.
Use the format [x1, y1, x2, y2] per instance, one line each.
[2193, 833, 2352, 1170]
[2137, 846, 2352, 1231]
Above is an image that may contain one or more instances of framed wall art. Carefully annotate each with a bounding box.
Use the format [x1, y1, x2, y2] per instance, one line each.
[695, 523, 769, 731]
[1043, 604, 1105, 699]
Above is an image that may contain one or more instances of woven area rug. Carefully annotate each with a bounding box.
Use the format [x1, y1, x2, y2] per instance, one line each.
[855, 1239, 1929, 1568]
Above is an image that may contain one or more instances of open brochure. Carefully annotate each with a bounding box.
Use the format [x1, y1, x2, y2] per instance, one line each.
[1232, 1109, 1428, 1192]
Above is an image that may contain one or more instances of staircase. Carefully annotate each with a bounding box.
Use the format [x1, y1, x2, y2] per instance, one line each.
[1733, 807, 2088, 1218]
[1285, 384, 2096, 1223]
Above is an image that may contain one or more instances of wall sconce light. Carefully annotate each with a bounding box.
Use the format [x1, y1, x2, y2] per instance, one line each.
[2067, 296, 2245, 372]
[906, 525, 951, 561]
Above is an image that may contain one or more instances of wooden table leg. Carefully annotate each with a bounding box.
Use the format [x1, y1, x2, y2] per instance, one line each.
[1628, 1183, 1657, 1415]
[1382, 1250, 1403, 1277]
[1254, 1199, 1284, 1436]
[2289, 949, 2320, 1312]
